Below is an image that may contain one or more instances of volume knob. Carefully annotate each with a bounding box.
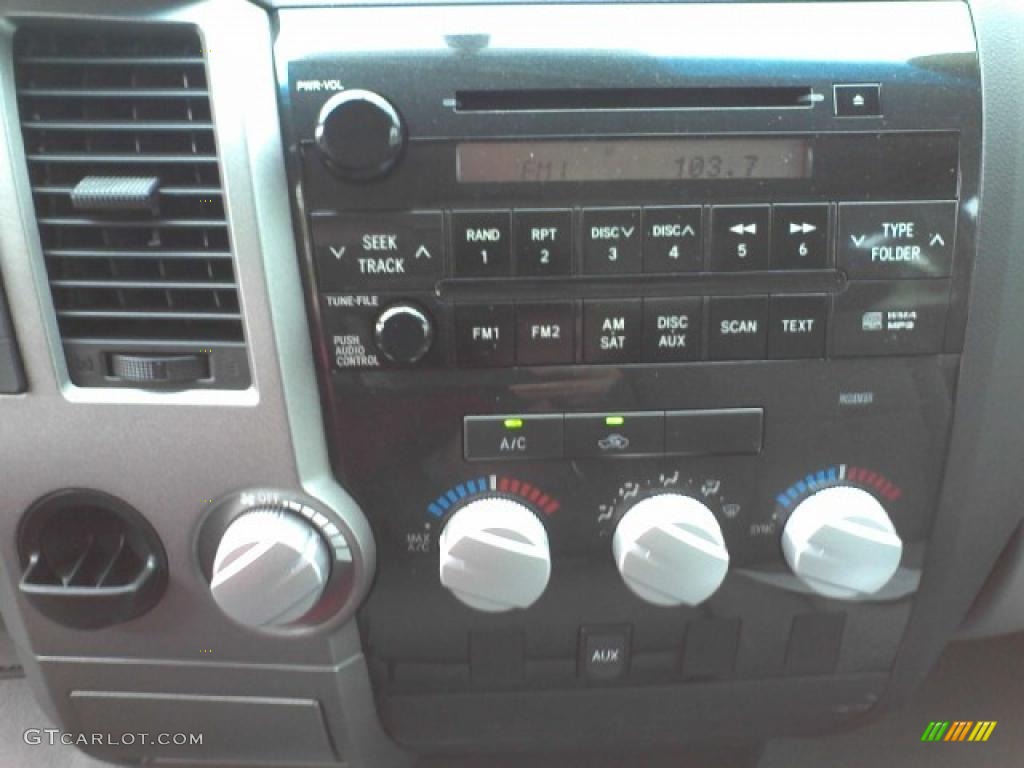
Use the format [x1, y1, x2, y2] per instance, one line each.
[613, 494, 730, 607]
[314, 89, 405, 180]
[782, 485, 903, 599]
[439, 497, 551, 612]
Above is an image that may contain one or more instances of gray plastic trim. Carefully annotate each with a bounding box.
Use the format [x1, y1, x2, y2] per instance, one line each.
[0, 1, 406, 766]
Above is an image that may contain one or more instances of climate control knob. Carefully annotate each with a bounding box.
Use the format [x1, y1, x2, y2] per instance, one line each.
[439, 497, 551, 612]
[782, 485, 903, 599]
[612, 494, 730, 607]
[210, 507, 331, 628]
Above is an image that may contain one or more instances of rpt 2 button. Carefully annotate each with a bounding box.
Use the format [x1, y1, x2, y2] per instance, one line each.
[464, 415, 564, 461]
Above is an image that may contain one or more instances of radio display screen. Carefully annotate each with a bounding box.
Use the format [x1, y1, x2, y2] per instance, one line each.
[456, 138, 812, 183]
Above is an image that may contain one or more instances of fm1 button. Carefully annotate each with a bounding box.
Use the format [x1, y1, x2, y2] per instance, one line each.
[643, 298, 703, 362]
[709, 296, 768, 360]
[711, 205, 771, 271]
[515, 210, 572, 276]
[579, 625, 631, 682]
[839, 201, 956, 279]
[455, 304, 515, 367]
[452, 210, 512, 277]
[583, 208, 642, 274]
[583, 300, 642, 364]
[643, 206, 703, 273]
[772, 205, 830, 270]
[516, 302, 575, 365]
[464, 415, 564, 461]
[769, 295, 828, 359]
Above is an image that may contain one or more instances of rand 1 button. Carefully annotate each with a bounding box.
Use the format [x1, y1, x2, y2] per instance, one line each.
[643, 297, 704, 362]
[311, 211, 443, 290]
[516, 302, 576, 365]
[582, 208, 642, 274]
[839, 201, 956, 279]
[665, 408, 764, 457]
[583, 299, 643, 364]
[710, 205, 771, 271]
[831, 280, 950, 357]
[772, 204, 830, 270]
[564, 412, 664, 458]
[464, 415, 564, 461]
[768, 295, 828, 359]
[515, 209, 573, 276]
[643, 206, 703, 273]
[451, 210, 513, 277]
[455, 304, 515, 367]
[708, 296, 769, 360]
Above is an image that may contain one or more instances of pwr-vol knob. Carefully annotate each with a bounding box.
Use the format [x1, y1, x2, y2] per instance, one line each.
[439, 497, 551, 612]
[612, 494, 730, 607]
[314, 89, 405, 179]
[782, 485, 903, 599]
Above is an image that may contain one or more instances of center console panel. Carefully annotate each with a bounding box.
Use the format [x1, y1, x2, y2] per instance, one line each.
[277, 2, 981, 751]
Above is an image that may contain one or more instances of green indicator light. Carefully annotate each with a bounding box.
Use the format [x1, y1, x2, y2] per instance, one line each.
[504, 418, 524, 430]
[605, 416, 625, 427]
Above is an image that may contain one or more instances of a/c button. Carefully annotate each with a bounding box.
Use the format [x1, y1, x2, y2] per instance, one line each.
[464, 415, 564, 461]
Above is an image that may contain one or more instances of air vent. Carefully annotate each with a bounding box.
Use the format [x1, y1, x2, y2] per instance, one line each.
[13, 23, 249, 389]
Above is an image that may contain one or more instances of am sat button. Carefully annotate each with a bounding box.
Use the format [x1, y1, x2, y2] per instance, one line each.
[564, 412, 664, 458]
[839, 201, 956, 279]
[464, 415, 564, 461]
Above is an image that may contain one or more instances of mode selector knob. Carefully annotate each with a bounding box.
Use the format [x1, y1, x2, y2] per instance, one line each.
[374, 303, 434, 365]
[613, 494, 730, 607]
[210, 507, 331, 628]
[782, 485, 903, 599]
[439, 497, 551, 612]
[315, 89, 405, 180]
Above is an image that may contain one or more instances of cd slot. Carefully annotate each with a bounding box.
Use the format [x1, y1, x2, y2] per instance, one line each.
[454, 87, 815, 112]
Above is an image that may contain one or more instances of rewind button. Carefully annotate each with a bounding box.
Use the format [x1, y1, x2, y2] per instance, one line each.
[711, 205, 771, 271]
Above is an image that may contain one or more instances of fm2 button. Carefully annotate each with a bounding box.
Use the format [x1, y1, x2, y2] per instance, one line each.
[516, 302, 575, 365]
[583, 208, 642, 274]
[311, 212, 443, 290]
[464, 415, 564, 461]
[839, 202, 956, 279]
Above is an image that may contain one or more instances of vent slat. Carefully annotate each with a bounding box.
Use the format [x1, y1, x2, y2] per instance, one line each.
[15, 23, 246, 364]
[28, 154, 217, 165]
[51, 279, 237, 291]
[38, 217, 226, 229]
[44, 248, 232, 260]
[19, 87, 209, 99]
[19, 55, 206, 66]
[24, 121, 214, 132]
[58, 309, 242, 322]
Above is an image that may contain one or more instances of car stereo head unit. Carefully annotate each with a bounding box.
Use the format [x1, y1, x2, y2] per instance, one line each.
[277, 1, 980, 753]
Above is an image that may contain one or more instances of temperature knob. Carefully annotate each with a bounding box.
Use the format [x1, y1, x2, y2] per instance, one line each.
[439, 497, 551, 612]
[612, 494, 730, 607]
[782, 485, 903, 599]
[210, 507, 331, 628]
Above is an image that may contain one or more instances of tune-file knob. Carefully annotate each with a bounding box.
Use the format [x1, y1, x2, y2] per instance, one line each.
[438, 497, 551, 612]
[612, 494, 730, 607]
[781, 485, 903, 599]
